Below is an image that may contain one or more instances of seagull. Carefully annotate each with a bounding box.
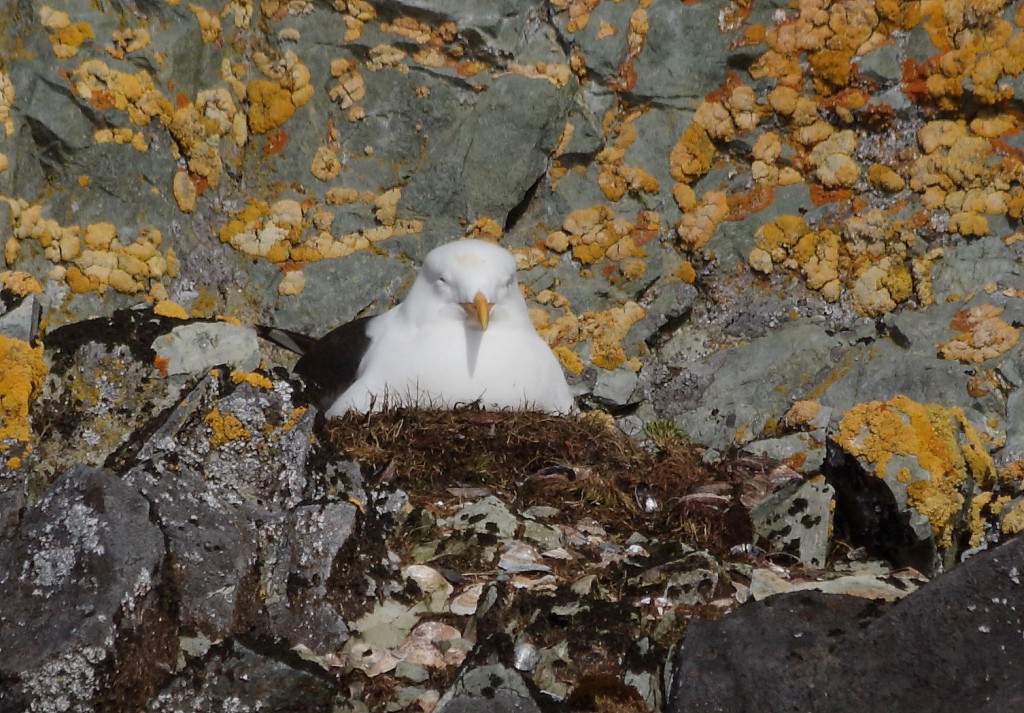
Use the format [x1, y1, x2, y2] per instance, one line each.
[259, 239, 575, 416]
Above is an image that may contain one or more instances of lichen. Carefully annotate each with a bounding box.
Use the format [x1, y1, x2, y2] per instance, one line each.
[835, 395, 996, 547]
[204, 407, 250, 447]
[937, 303, 1019, 363]
[0, 335, 46, 452]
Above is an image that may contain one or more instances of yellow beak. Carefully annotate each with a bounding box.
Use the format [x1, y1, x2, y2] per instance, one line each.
[462, 290, 491, 330]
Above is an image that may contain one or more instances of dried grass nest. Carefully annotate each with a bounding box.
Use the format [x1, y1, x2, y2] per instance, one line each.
[324, 406, 756, 553]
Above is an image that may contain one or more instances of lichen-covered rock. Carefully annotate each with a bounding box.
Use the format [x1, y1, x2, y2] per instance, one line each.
[0, 465, 169, 712]
[827, 395, 998, 573]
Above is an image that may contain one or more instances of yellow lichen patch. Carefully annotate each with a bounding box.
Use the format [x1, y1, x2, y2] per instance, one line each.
[937, 304, 1019, 363]
[204, 407, 250, 447]
[4, 199, 179, 297]
[669, 123, 715, 184]
[553, 346, 584, 375]
[107, 27, 151, 59]
[231, 370, 274, 389]
[835, 395, 996, 548]
[559, 204, 648, 266]
[40, 6, 94, 59]
[278, 269, 305, 296]
[311, 145, 342, 181]
[508, 62, 573, 88]
[467, 216, 502, 240]
[676, 192, 728, 251]
[71, 60, 167, 126]
[1000, 498, 1024, 535]
[246, 79, 295, 134]
[94, 127, 148, 152]
[188, 3, 221, 43]
[783, 399, 820, 428]
[867, 163, 905, 191]
[246, 50, 312, 133]
[0, 71, 13, 136]
[0, 271, 42, 296]
[0, 335, 46, 452]
[808, 130, 860, 188]
[172, 170, 198, 213]
[948, 211, 989, 237]
[579, 301, 645, 371]
[153, 299, 189, 320]
[328, 58, 366, 118]
[373, 188, 401, 227]
[594, 110, 659, 201]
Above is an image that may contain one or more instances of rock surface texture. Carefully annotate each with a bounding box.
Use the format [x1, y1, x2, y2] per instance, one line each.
[2, 0, 1024, 710]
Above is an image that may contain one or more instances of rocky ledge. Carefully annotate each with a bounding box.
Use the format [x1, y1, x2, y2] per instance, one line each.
[3, 0, 1024, 711]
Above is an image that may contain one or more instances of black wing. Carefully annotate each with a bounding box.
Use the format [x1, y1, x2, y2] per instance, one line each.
[257, 317, 374, 412]
[294, 316, 374, 412]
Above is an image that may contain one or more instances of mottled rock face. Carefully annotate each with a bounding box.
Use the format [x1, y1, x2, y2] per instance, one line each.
[4, 0, 1024, 710]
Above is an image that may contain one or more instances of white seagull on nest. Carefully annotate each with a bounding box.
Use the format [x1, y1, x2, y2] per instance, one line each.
[260, 239, 575, 417]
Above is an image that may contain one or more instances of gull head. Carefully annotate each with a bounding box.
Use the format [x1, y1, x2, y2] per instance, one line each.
[406, 239, 526, 330]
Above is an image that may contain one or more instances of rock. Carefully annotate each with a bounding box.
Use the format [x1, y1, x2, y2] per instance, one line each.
[147, 639, 339, 713]
[666, 535, 1024, 713]
[434, 664, 544, 713]
[265, 502, 358, 654]
[0, 465, 170, 712]
[0, 291, 40, 343]
[825, 395, 998, 575]
[750, 476, 834, 568]
[592, 364, 639, 406]
[151, 321, 261, 376]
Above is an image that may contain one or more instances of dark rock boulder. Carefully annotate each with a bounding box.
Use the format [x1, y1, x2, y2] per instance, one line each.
[667, 535, 1024, 713]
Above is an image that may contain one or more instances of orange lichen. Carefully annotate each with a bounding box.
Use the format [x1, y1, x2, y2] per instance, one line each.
[204, 407, 250, 447]
[580, 301, 645, 370]
[0, 271, 42, 296]
[669, 123, 715, 184]
[153, 299, 189, 320]
[835, 395, 995, 548]
[937, 304, 1019, 363]
[0, 335, 46, 452]
[230, 370, 274, 389]
[676, 192, 728, 251]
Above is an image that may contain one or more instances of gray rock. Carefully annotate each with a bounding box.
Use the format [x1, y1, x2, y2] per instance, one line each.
[264, 501, 358, 654]
[646, 320, 843, 449]
[592, 364, 639, 406]
[750, 477, 834, 568]
[0, 292, 40, 343]
[402, 71, 574, 221]
[0, 465, 168, 712]
[666, 534, 1024, 713]
[127, 463, 260, 642]
[435, 664, 544, 713]
[629, 1, 733, 107]
[147, 639, 339, 712]
[151, 321, 261, 376]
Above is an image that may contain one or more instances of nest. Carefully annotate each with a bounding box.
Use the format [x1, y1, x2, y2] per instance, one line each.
[324, 406, 754, 553]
